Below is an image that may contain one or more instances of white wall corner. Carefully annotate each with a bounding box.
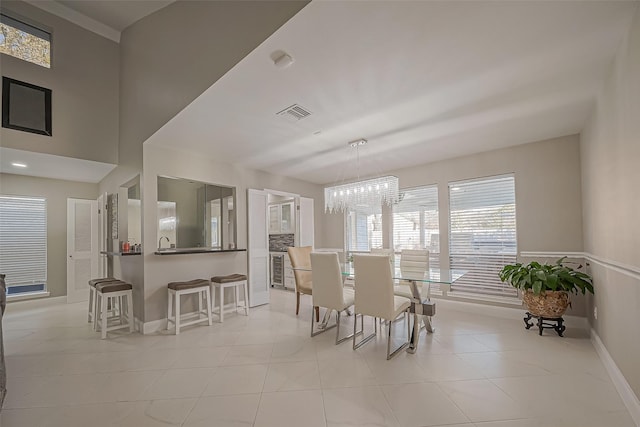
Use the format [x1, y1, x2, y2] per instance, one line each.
[591, 329, 640, 426]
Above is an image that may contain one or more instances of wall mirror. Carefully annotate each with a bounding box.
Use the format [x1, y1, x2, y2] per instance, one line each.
[125, 177, 141, 246]
[157, 176, 236, 250]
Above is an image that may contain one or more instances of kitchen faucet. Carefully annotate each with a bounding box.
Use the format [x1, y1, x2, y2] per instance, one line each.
[158, 236, 170, 249]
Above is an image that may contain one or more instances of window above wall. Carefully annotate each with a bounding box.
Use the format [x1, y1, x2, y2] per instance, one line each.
[0, 13, 51, 68]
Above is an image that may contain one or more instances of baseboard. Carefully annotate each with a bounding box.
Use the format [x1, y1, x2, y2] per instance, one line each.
[591, 329, 640, 426]
[141, 318, 167, 334]
[434, 297, 589, 330]
[6, 295, 66, 311]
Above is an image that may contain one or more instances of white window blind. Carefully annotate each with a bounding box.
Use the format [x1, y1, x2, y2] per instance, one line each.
[449, 175, 517, 297]
[346, 204, 382, 253]
[392, 185, 440, 268]
[0, 196, 47, 292]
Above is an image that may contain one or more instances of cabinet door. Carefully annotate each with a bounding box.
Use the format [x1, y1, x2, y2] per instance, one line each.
[268, 205, 280, 234]
[281, 202, 294, 234]
[298, 197, 314, 247]
[283, 255, 295, 290]
[248, 189, 270, 307]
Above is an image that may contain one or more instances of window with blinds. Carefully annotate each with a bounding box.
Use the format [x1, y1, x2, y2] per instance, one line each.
[345, 204, 383, 253]
[0, 195, 47, 295]
[392, 185, 440, 268]
[448, 175, 517, 297]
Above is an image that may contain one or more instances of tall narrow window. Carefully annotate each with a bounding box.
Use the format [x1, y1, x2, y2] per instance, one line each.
[0, 195, 47, 296]
[393, 185, 440, 268]
[449, 175, 517, 297]
[0, 13, 51, 68]
[346, 204, 382, 253]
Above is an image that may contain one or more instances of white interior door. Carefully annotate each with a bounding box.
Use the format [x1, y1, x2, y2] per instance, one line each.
[298, 196, 314, 247]
[67, 198, 98, 303]
[247, 189, 269, 307]
[97, 192, 108, 278]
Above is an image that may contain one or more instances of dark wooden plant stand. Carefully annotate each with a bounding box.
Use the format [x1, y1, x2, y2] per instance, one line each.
[524, 312, 566, 337]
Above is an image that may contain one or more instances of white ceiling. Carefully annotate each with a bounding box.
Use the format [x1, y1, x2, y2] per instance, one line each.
[27, 0, 175, 42]
[146, 1, 638, 185]
[57, 0, 174, 31]
[0, 148, 116, 183]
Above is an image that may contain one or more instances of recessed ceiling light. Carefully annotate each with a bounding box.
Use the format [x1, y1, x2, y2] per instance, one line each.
[11, 162, 27, 168]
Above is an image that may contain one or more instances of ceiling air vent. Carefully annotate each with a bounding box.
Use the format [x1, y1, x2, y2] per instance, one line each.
[276, 104, 312, 122]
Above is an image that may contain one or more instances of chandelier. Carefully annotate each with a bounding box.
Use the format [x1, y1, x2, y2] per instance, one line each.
[324, 139, 400, 213]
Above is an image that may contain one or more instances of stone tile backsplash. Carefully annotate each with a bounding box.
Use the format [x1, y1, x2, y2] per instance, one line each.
[269, 233, 294, 251]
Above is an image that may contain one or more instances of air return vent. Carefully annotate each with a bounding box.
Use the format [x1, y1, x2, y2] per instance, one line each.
[276, 104, 312, 122]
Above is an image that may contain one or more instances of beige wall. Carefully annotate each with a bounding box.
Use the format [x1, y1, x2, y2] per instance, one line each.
[0, 173, 98, 298]
[118, 1, 308, 169]
[581, 5, 640, 398]
[0, 1, 119, 164]
[141, 145, 323, 323]
[322, 135, 584, 255]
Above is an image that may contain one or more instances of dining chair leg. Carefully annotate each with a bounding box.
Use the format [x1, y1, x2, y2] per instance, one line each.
[296, 292, 300, 315]
[311, 307, 336, 338]
[336, 309, 362, 345]
[353, 314, 377, 350]
[386, 311, 410, 360]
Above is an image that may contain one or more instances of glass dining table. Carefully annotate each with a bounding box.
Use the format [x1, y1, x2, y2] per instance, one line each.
[293, 263, 467, 353]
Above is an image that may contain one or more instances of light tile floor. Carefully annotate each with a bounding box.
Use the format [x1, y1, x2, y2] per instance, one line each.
[0, 289, 635, 427]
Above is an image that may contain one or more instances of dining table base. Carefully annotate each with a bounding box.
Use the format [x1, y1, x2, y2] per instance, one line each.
[406, 281, 436, 354]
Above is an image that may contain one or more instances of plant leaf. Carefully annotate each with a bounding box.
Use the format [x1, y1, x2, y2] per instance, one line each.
[532, 280, 543, 295]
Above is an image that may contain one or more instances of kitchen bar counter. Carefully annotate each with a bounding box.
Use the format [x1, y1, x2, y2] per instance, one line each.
[154, 248, 246, 255]
[100, 251, 141, 256]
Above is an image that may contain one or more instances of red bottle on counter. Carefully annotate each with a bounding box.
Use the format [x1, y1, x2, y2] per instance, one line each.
[123, 241, 130, 252]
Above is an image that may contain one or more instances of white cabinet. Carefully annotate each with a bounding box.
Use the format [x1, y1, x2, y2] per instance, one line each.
[268, 205, 280, 234]
[280, 202, 294, 234]
[283, 255, 295, 290]
[269, 201, 295, 234]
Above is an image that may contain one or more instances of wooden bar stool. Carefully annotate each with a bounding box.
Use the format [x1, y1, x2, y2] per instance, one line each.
[167, 279, 212, 334]
[94, 281, 134, 339]
[88, 278, 120, 324]
[210, 274, 249, 322]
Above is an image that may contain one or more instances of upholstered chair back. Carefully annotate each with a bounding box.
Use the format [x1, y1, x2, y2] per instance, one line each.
[354, 255, 395, 320]
[311, 252, 344, 311]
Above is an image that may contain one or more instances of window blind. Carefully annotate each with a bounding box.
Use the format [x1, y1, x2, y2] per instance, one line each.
[448, 175, 517, 297]
[346, 205, 382, 252]
[0, 196, 47, 291]
[392, 185, 440, 268]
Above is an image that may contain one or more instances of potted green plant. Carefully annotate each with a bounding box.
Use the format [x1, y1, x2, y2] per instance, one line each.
[499, 257, 594, 318]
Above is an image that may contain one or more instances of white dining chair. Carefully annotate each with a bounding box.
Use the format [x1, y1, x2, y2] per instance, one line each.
[395, 249, 430, 300]
[371, 248, 395, 267]
[310, 252, 361, 344]
[352, 254, 412, 360]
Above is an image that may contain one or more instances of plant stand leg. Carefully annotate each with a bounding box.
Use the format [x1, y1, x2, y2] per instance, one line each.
[555, 318, 566, 337]
[524, 312, 534, 329]
[537, 317, 544, 336]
